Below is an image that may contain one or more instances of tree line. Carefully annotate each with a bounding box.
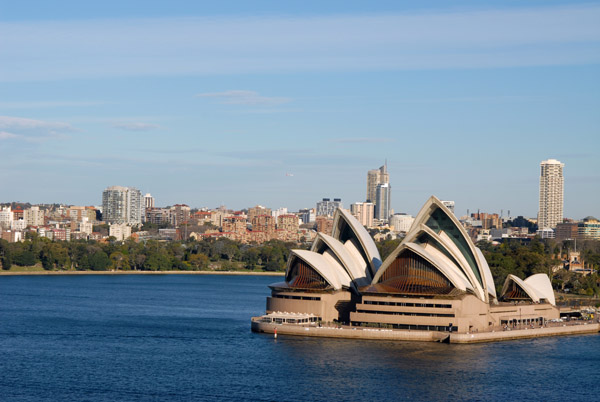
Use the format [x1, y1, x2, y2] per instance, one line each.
[2, 233, 599, 296]
[0, 234, 301, 272]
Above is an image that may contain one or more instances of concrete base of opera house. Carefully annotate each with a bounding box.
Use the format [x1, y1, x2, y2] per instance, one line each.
[448, 322, 600, 343]
[251, 318, 600, 344]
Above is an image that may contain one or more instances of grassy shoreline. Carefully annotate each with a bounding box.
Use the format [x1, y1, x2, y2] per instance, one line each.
[0, 270, 284, 276]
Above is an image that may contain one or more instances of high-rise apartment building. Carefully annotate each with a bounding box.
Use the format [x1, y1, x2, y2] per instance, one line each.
[351, 202, 374, 227]
[144, 193, 155, 209]
[252, 214, 276, 234]
[102, 186, 144, 225]
[248, 205, 271, 223]
[538, 159, 564, 230]
[316, 198, 342, 217]
[24, 206, 45, 227]
[67, 206, 97, 223]
[277, 215, 299, 233]
[375, 183, 391, 221]
[0, 207, 13, 229]
[366, 162, 389, 203]
[169, 204, 191, 227]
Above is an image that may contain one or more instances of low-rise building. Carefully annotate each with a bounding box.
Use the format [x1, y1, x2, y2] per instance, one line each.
[555, 222, 579, 241]
[109, 224, 132, 241]
[578, 217, 600, 240]
[389, 213, 414, 234]
[315, 216, 333, 234]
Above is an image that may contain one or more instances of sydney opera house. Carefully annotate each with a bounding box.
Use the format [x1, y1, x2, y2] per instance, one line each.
[258, 196, 559, 334]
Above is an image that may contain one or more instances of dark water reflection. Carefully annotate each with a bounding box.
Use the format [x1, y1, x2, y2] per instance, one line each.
[1, 275, 599, 401]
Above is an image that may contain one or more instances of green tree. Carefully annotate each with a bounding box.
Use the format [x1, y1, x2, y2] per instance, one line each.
[40, 244, 55, 270]
[0, 239, 12, 270]
[188, 253, 209, 270]
[377, 239, 402, 261]
[242, 247, 260, 269]
[89, 251, 111, 271]
[12, 249, 36, 266]
[144, 253, 172, 271]
[110, 251, 130, 271]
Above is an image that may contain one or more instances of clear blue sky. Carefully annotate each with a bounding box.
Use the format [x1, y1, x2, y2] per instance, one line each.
[1, 0, 598, 219]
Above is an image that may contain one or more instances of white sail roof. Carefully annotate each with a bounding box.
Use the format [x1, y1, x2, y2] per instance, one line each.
[476, 247, 497, 301]
[285, 249, 352, 290]
[413, 225, 486, 301]
[331, 208, 382, 276]
[524, 274, 556, 306]
[311, 232, 372, 287]
[501, 274, 539, 303]
[372, 240, 473, 292]
[375, 196, 491, 301]
[500, 274, 555, 306]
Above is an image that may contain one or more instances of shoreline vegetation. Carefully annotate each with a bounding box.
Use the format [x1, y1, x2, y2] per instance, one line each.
[0, 269, 284, 276]
[1, 234, 600, 300]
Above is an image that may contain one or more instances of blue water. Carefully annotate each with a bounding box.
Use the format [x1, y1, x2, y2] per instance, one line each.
[1, 275, 599, 401]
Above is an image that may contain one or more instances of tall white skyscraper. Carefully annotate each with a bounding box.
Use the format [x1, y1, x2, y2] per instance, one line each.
[538, 159, 564, 230]
[375, 183, 391, 221]
[102, 186, 144, 225]
[144, 193, 155, 210]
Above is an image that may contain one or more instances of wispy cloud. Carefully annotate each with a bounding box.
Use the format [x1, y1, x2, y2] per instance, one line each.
[394, 96, 553, 104]
[0, 116, 76, 141]
[196, 90, 291, 106]
[0, 100, 106, 109]
[332, 137, 394, 144]
[1, 4, 599, 81]
[113, 122, 161, 131]
[0, 131, 21, 140]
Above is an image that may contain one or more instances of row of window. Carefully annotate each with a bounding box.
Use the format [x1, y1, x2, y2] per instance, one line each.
[261, 316, 320, 324]
[356, 310, 455, 318]
[272, 294, 321, 301]
[363, 300, 452, 308]
[352, 322, 458, 332]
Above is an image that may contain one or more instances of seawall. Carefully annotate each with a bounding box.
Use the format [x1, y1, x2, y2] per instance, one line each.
[449, 322, 600, 343]
[251, 319, 445, 341]
[251, 318, 600, 344]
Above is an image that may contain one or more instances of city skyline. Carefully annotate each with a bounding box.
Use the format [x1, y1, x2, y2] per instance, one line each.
[0, 154, 596, 221]
[0, 1, 598, 218]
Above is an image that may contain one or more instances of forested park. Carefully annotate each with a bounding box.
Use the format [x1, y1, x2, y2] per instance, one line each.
[1, 234, 599, 298]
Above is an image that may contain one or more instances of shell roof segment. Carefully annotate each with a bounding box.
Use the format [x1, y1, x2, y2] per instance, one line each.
[524, 274, 555, 306]
[331, 208, 382, 277]
[372, 196, 494, 302]
[311, 232, 372, 287]
[379, 241, 473, 292]
[500, 274, 556, 306]
[285, 249, 351, 290]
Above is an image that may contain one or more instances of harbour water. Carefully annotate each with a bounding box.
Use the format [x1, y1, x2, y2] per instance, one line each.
[1, 275, 599, 401]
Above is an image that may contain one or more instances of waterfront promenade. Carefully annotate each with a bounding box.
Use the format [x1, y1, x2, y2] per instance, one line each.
[251, 317, 600, 344]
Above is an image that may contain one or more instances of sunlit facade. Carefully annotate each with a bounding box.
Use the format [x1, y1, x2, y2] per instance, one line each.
[538, 159, 564, 229]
